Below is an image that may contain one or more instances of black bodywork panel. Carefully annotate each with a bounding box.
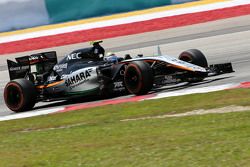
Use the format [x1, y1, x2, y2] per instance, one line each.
[7, 51, 57, 80]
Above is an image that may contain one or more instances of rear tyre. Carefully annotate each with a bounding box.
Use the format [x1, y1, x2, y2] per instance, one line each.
[179, 49, 208, 82]
[124, 61, 153, 95]
[179, 49, 208, 68]
[4, 79, 37, 112]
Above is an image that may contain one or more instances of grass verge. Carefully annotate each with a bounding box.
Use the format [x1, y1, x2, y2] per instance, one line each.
[0, 88, 250, 166]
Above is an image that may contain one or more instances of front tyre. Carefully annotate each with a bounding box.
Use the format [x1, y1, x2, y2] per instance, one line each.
[179, 49, 208, 68]
[124, 61, 153, 95]
[4, 79, 37, 112]
[179, 49, 208, 82]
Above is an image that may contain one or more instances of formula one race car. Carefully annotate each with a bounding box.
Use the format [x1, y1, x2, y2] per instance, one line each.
[4, 41, 234, 112]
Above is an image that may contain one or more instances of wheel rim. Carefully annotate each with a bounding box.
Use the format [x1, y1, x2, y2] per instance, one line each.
[180, 54, 192, 63]
[125, 66, 141, 92]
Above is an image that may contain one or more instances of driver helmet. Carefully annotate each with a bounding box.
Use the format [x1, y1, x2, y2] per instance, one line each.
[106, 52, 118, 64]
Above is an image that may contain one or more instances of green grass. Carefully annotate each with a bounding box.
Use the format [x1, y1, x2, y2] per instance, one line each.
[1, 88, 250, 167]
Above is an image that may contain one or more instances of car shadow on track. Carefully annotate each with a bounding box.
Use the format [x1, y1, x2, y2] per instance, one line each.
[151, 76, 233, 92]
[33, 76, 233, 111]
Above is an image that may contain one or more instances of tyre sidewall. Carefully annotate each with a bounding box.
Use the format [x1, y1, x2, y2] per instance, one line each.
[179, 49, 208, 68]
[124, 61, 153, 95]
[4, 79, 36, 112]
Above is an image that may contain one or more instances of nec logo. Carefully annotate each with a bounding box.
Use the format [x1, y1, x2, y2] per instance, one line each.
[67, 53, 81, 60]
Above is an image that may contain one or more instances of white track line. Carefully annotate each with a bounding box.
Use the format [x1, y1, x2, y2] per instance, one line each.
[0, 83, 241, 122]
[0, 107, 64, 121]
[0, 0, 249, 43]
[148, 83, 237, 100]
[121, 105, 250, 121]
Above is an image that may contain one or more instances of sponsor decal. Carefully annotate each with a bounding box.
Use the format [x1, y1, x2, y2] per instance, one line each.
[161, 56, 206, 72]
[164, 75, 179, 84]
[67, 52, 81, 60]
[53, 63, 68, 72]
[65, 68, 93, 88]
[61, 74, 66, 80]
[29, 55, 49, 62]
[114, 81, 123, 88]
[113, 81, 125, 91]
[120, 70, 125, 75]
[48, 76, 57, 82]
[29, 55, 43, 61]
[9, 65, 29, 72]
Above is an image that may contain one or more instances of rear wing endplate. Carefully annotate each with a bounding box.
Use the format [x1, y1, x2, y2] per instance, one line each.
[7, 51, 57, 80]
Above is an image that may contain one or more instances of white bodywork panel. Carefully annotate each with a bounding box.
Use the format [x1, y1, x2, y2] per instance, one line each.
[122, 55, 207, 72]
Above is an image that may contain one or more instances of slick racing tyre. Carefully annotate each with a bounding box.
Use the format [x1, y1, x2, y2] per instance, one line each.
[179, 49, 208, 82]
[179, 49, 208, 68]
[4, 79, 37, 112]
[124, 61, 153, 95]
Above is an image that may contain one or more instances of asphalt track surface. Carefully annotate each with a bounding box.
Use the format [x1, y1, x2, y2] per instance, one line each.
[0, 15, 250, 116]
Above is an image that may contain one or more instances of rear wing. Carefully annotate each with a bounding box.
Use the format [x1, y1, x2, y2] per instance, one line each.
[7, 51, 57, 80]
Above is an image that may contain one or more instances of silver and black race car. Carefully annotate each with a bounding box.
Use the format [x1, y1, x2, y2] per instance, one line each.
[4, 41, 234, 112]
